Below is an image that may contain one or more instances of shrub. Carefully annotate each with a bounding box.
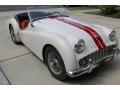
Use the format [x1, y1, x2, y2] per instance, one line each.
[99, 5, 117, 15]
[116, 6, 120, 17]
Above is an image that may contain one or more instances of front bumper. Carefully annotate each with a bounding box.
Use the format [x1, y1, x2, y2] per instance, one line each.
[67, 47, 119, 77]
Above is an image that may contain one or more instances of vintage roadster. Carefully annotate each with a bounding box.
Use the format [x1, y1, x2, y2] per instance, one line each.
[7, 5, 119, 80]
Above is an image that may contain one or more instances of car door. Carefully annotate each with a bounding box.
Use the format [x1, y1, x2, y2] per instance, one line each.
[20, 21, 44, 60]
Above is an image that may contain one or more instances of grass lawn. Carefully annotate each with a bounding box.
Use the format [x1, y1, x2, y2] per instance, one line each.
[67, 6, 100, 14]
[67, 6, 120, 18]
[67, 7, 98, 11]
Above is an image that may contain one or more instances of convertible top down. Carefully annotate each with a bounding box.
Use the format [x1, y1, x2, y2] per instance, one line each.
[7, 5, 119, 80]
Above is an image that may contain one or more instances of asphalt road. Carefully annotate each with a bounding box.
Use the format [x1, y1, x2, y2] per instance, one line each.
[0, 11, 120, 85]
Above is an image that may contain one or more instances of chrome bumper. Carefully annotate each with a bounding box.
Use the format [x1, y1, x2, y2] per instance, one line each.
[67, 48, 119, 77]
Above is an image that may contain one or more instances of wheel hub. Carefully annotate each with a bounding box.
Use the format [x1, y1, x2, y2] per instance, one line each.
[48, 52, 62, 75]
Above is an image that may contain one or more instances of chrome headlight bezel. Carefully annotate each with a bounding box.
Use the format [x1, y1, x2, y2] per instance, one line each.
[109, 31, 116, 41]
[74, 39, 85, 53]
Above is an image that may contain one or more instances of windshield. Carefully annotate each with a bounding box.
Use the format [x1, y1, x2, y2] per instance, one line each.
[27, 5, 69, 22]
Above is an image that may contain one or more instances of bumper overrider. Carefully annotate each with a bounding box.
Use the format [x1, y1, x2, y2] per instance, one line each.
[67, 45, 120, 77]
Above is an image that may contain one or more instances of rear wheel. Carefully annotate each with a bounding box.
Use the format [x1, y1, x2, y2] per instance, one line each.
[44, 46, 67, 81]
[9, 25, 20, 44]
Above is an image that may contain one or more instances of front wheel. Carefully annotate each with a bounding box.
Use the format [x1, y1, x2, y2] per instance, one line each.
[44, 46, 67, 81]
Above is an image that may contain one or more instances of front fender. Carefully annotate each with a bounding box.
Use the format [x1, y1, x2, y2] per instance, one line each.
[43, 33, 77, 72]
[94, 25, 117, 46]
[21, 30, 78, 72]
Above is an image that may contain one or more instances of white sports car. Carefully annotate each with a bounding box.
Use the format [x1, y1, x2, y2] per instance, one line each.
[7, 5, 119, 80]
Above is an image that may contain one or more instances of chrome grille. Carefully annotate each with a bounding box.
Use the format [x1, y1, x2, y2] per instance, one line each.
[80, 45, 116, 63]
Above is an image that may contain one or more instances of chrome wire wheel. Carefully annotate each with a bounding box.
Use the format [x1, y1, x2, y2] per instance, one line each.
[45, 46, 67, 80]
[47, 52, 62, 75]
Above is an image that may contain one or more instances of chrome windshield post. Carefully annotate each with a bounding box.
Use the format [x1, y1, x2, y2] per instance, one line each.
[27, 8, 34, 27]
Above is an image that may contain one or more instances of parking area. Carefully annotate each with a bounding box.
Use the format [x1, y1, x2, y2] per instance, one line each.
[0, 11, 120, 85]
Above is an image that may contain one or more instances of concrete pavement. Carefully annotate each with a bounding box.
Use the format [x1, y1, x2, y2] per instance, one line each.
[0, 69, 9, 85]
[0, 11, 120, 85]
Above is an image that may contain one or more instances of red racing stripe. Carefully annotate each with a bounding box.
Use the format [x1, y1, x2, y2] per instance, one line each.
[55, 17, 106, 49]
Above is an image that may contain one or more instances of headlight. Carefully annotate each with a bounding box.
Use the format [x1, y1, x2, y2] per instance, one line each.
[109, 31, 116, 41]
[74, 39, 85, 53]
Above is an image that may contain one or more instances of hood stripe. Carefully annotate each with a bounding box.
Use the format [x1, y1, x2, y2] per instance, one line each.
[55, 17, 106, 49]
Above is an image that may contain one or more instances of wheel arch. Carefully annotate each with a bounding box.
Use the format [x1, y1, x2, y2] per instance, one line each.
[8, 17, 21, 42]
[42, 44, 55, 63]
[41, 36, 77, 72]
[9, 24, 12, 32]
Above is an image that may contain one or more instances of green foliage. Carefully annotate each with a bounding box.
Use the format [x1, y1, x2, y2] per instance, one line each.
[116, 6, 120, 11]
[116, 6, 120, 18]
[99, 5, 117, 15]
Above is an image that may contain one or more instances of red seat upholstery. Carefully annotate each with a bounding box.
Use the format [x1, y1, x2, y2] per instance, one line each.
[18, 20, 29, 30]
[18, 20, 23, 29]
[21, 20, 29, 30]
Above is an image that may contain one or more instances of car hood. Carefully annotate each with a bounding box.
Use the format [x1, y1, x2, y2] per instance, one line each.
[33, 17, 107, 36]
[33, 17, 77, 35]
[33, 17, 114, 48]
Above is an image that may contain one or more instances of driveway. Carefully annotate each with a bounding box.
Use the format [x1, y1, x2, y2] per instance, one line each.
[0, 11, 120, 85]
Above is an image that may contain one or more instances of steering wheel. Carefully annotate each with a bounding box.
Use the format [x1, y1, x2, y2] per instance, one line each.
[48, 12, 62, 17]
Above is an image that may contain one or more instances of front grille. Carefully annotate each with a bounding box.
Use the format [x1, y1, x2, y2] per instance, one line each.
[79, 45, 116, 66]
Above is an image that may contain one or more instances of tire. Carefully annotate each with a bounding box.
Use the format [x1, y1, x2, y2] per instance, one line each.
[9, 25, 20, 45]
[44, 46, 67, 81]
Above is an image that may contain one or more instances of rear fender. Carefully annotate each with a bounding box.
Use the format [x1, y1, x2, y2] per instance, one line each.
[7, 17, 21, 42]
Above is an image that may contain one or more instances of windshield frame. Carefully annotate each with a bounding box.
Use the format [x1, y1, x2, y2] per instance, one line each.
[27, 5, 69, 26]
